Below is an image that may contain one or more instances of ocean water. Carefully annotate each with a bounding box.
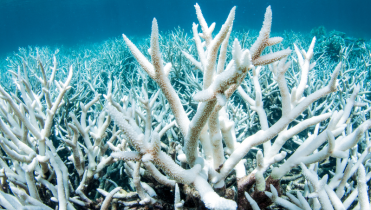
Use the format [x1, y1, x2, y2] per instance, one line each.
[0, 0, 370, 57]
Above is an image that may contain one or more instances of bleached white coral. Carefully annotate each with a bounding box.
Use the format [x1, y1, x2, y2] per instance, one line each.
[0, 2, 369, 210]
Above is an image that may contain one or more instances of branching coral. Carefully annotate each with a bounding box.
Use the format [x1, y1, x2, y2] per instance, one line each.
[0, 3, 370, 210]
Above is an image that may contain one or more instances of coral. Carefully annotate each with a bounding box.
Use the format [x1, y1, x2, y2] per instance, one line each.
[313, 28, 367, 62]
[0, 3, 370, 210]
[310, 25, 327, 39]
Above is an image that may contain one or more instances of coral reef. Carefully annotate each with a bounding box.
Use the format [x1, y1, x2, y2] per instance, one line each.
[311, 26, 367, 62]
[0, 3, 370, 210]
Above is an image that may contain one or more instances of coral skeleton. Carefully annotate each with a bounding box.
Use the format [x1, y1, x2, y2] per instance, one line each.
[0, 3, 370, 210]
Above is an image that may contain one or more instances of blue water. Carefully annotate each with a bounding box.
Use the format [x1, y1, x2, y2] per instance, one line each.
[0, 0, 370, 57]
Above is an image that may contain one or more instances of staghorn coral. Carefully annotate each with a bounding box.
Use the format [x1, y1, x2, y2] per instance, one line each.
[0, 3, 370, 210]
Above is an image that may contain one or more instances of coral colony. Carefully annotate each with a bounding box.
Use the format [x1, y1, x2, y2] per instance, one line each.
[0, 3, 370, 210]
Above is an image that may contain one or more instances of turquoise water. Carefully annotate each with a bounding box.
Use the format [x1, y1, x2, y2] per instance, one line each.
[0, 0, 370, 56]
